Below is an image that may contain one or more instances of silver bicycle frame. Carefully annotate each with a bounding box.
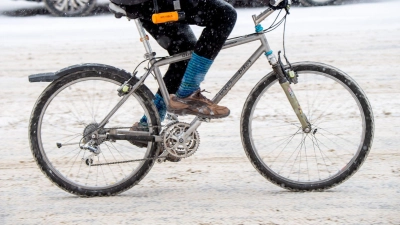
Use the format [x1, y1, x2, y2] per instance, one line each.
[134, 19, 275, 135]
[98, 19, 274, 129]
[99, 9, 311, 137]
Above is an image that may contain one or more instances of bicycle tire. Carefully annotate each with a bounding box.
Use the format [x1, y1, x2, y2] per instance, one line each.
[241, 62, 374, 191]
[29, 64, 160, 196]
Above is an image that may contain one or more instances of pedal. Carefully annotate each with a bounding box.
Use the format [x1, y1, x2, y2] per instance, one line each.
[199, 117, 211, 122]
[166, 113, 179, 121]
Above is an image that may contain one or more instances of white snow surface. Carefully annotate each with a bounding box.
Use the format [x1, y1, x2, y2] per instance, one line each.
[0, 0, 399, 224]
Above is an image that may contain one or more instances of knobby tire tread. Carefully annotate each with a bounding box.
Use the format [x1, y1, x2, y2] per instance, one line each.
[29, 68, 160, 196]
[241, 62, 374, 191]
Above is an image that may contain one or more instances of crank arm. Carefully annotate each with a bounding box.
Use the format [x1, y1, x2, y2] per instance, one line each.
[157, 150, 169, 164]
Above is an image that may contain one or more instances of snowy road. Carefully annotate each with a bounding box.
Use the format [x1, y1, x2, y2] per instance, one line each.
[0, 0, 399, 224]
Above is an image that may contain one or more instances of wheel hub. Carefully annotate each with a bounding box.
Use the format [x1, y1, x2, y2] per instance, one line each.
[83, 123, 99, 144]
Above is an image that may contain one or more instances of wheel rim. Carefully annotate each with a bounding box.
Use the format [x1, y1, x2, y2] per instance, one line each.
[49, 0, 91, 15]
[37, 77, 153, 190]
[248, 70, 366, 185]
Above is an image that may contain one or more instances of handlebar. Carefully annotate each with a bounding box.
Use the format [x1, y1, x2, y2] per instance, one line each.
[252, 0, 291, 26]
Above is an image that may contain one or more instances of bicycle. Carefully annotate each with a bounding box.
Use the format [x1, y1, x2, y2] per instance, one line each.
[28, 0, 374, 196]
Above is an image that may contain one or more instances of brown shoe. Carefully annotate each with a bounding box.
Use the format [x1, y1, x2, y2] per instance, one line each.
[168, 90, 230, 118]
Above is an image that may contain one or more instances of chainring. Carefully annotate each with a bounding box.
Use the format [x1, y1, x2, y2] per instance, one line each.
[161, 121, 200, 159]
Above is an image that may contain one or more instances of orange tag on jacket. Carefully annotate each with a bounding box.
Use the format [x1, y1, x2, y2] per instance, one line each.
[152, 12, 179, 24]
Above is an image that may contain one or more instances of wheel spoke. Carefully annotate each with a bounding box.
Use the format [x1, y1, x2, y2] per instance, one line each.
[32, 74, 159, 195]
[243, 63, 372, 190]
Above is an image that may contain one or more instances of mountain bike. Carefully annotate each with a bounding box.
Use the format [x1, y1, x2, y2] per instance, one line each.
[28, 0, 374, 196]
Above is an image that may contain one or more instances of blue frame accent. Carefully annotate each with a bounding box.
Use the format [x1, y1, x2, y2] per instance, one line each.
[255, 24, 264, 33]
[265, 50, 273, 56]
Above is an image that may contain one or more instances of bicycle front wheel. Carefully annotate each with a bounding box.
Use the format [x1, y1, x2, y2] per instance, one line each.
[29, 65, 160, 196]
[241, 62, 374, 191]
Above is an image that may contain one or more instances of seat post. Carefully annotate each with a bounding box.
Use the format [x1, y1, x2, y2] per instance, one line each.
[133, 19, 154, 58]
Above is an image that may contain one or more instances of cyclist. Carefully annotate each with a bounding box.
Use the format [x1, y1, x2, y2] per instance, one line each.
[109, 0, 237, 130]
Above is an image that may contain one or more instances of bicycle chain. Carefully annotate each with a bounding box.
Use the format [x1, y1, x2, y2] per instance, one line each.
[89, 155, 167, 166]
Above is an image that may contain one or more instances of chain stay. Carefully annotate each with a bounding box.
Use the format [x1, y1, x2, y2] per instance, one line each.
[89, 155, 167, 166]
[87, 120, 180, 166]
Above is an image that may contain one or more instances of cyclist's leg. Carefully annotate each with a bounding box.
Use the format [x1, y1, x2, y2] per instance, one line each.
[182, 0, 237, 60]
[123, 0, 237, 119]
[169, 0, 237, 117]
[137, 21, 198, 125]
[122, 1, 197, 97]
[141, 21, 197, 95]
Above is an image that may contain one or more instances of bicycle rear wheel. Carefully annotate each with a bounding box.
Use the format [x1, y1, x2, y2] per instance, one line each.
[241, 62, 374, 191]
[29, 65, 160, 196]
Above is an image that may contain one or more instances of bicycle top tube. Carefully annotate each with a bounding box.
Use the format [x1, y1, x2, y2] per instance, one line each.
[151, 32, 270, 70]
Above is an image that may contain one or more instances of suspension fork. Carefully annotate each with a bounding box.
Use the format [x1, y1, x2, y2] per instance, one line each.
[267, 52, 311, 133]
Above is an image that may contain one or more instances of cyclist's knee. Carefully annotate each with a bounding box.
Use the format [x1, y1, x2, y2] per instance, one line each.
[213, 2, 237, 30]
[223, 4, 237, 25]
[223, 3, 237, 21]
[224, 8, 237, 32]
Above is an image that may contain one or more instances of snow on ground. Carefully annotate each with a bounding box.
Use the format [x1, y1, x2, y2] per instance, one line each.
[0, 0, 399, 224]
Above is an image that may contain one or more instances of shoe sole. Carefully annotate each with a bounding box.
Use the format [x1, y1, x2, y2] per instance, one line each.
[167, 108, 230, 119]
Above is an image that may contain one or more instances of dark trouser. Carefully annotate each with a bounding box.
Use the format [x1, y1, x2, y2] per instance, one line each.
[124, 0, 237, 95]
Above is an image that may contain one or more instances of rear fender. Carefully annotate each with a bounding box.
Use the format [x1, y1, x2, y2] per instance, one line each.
[28, 63, 132, 82]
[28, 63, 158, 123]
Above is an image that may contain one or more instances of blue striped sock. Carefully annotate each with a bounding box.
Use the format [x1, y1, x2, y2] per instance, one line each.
[140, 93, 166, 125]
[176, 53, 213, 98]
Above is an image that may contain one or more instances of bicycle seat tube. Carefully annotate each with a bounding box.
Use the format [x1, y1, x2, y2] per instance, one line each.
[134, 19, 171, 109]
